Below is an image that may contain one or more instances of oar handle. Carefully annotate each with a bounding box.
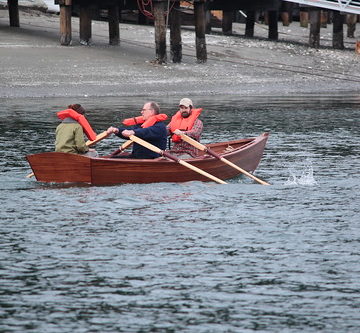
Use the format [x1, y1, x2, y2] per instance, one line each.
[110, 140, 133, 157]
[129, 135, 227, 184]
[86, 131, 110, 146]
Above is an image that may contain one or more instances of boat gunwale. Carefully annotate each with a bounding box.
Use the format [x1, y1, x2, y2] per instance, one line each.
[88, 132, 269, 164]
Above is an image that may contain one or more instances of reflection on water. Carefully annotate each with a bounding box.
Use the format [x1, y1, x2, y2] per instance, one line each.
[0, 93, 359, 332]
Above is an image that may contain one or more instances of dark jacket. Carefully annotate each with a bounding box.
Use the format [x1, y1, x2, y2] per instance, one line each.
[116, 121, 167, 159]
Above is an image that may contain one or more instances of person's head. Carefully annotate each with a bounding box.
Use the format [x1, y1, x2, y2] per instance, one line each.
[178, 98, 193, 118]
[141, 101, 160, 120]
[68, 104, 86, 115]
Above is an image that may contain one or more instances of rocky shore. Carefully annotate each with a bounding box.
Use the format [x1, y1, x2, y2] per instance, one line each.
[0, 8, 359, 99]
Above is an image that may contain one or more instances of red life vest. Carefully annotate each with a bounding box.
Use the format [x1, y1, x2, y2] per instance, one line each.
[122, 114, 168, 128]
[169, 108, 202, 142]
[57, 109, 97, 141]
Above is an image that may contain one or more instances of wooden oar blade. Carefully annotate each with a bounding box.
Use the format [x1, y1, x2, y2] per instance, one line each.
[219, 157, 270, 185]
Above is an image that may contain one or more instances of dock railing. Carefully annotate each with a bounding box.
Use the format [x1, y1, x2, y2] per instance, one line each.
[285, 0, 360, 15]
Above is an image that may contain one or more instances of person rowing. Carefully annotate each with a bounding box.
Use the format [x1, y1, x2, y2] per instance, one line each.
[167, 98, 203, 159]
[107, 101, 168, 159]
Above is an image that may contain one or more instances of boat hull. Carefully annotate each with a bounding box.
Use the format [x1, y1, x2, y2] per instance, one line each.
[26, 133, 269, 185]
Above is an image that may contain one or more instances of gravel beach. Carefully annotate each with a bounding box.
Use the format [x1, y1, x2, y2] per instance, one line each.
[0, 8, 359, 99]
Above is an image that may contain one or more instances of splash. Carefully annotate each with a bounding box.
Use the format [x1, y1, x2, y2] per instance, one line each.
[284, 159, 318, 186]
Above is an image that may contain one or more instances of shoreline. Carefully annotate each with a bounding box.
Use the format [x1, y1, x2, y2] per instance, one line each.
[0, 9, 359, 99]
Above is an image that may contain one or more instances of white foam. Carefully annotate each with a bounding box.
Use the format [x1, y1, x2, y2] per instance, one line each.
[284, 159, 318, 186]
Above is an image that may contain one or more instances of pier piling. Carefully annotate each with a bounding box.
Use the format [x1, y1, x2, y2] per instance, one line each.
[79, 4, 92, 45]
[108, 4, 120, 45]
[333, 11, 344, 49]
[153, 1, 167, 63]
[194, 0, 207, 63]
[169, 1, 182, 63]
[7, 0, 19, 27]
[57, 0, 72, 46]
[309, 7, 321, 48]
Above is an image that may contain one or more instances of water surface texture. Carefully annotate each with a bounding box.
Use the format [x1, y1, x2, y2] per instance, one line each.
[1, 94, 359, 332]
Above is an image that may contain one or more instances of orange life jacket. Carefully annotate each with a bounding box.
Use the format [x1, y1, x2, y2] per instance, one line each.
[169, 108, 202, 142]
[122, 113, 168, 128]
[57, 109, 97, 141]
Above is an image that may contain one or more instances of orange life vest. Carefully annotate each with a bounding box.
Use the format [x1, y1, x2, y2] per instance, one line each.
[57, 109, 97, 141]
[122, 114, 168, 128]
[169, 108, 202, 142]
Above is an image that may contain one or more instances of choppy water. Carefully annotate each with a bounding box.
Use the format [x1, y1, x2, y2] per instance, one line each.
[1, 94, 359, 332]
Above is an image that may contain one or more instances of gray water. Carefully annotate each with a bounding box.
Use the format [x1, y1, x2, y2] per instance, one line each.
[1, 94, 359, 332]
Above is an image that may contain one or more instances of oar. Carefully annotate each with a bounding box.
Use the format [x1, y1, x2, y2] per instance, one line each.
[85, 130, 110, 146]
[129, 135, 227, 184]
[174, 131, 270, 185]
[27, 130, 110, 178]
[109, 140, 133, 157]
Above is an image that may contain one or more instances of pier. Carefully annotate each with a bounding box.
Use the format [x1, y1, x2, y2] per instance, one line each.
[3, 0, 360, 63]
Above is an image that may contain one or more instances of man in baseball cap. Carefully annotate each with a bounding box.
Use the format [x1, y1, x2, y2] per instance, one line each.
[167, 98, 203, 158]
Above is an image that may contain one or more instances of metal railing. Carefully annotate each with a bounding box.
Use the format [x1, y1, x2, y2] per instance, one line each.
[284, 0, 360, 14]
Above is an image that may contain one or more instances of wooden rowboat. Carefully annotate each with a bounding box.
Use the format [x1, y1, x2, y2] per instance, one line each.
[26, 132, 269, 185]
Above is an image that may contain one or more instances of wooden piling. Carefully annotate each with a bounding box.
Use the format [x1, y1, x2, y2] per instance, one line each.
[245, 11, 255, 38]
[169, 1, 182, 63]
[333, 11, 344, 50]
[299, 6, 309, 28]
[153, 1, 167, 64]
[309, 8, 321, 48]
[268, 10, 278, 41]
[281, 2, 293, 26]
[205, 7, 212, 34]
[79, 5, 92, 45]
[108, 4, 120, 45]
[58, 0, 72, 46]
[222, 10, 233, 36]
[194, 0, 207, 63]
[320, 10, 328, 28]
[7, 0, 19, 27]
[346, 14, 357, 38]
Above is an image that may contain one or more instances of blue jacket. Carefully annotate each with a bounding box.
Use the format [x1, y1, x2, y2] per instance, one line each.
[116, 121, 167, 159]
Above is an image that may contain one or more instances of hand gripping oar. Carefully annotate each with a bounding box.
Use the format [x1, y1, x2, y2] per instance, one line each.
[129, 135, 227, 184]
[174, 131, 270, 185]
[26, 130, 110, 178]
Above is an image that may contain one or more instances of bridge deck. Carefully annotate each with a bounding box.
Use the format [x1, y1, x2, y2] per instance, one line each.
[285, 0, 360, 14]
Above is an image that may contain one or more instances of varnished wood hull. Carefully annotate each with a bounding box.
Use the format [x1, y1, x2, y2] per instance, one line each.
[26, 133, 269, 185]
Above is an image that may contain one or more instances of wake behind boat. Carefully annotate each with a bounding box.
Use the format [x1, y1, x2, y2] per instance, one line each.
[26, 133, 269, 185]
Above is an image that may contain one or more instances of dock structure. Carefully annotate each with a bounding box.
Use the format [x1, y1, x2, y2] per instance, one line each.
[284, 0, 360, 49]
[3, 0, 360, 62]
[286, 0, 360, 15]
